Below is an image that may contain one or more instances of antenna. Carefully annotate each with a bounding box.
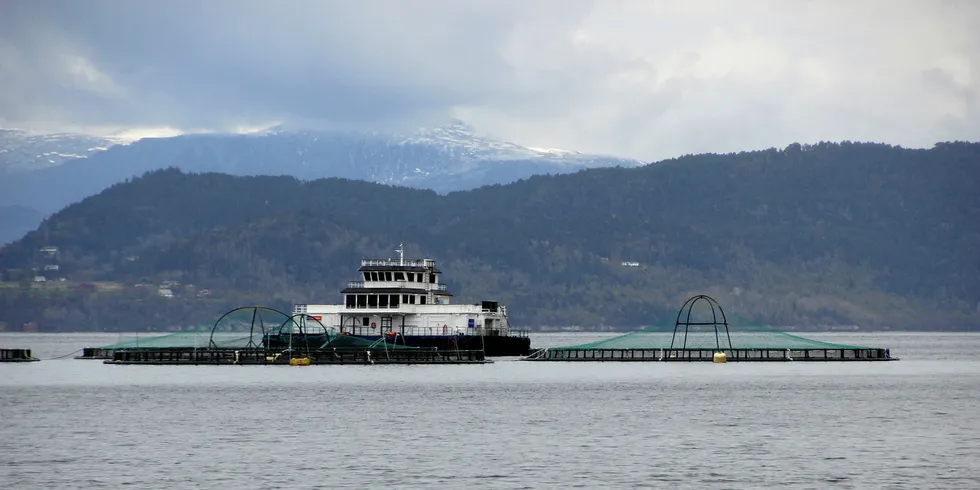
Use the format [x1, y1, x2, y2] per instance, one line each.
[396, 243, 404, 266]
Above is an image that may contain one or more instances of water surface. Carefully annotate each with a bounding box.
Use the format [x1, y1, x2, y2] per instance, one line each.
[1, 332, 978, 489]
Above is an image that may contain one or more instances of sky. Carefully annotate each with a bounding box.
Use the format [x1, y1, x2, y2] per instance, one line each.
[0, 0, 977, 161]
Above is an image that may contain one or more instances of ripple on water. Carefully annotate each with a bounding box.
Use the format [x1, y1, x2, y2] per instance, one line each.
[1, 333, 979, 488]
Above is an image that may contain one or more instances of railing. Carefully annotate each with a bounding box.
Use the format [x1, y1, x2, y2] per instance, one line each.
[345, 303, 404, 309]
[330, 325, 526, 337]
[109, 346, 487, 364]
[361, 259, 428, 268]
[335, 325, 429, 336]
[347, 280, 447, 291]
[525, 347, 897, 362]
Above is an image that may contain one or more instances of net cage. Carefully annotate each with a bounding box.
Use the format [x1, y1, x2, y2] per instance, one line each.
[94, 306, 292, 351]
[258, 309, 422, 352]
[526, 294, 895, 361]
[97, 306, 424, 353]
[98, 330, 254, 350]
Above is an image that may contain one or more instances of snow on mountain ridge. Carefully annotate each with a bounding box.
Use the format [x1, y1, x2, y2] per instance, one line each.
[396, 119, 634, 165]
[1, 119, 640, 180]
[0, 129, 122, 173]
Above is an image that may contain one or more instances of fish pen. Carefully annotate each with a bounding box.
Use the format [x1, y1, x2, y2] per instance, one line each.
[106, 346, 488, 365]
[75, 330, 237, 359]
[98, 306, 491, 365]
[525, 295, 898, 362]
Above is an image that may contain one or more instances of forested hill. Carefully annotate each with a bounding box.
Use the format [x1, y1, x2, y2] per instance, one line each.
[1, 141, 978, 331]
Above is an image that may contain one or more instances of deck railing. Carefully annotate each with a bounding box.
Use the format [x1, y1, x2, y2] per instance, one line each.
[346, 281, 447, 291]
[360, 259, 428, 268]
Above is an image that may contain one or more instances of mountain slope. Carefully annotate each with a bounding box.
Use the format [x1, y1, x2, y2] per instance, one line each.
[0, 120, 639, 216]
[1, 141, 977, 331]
[0, 205, 45, 245]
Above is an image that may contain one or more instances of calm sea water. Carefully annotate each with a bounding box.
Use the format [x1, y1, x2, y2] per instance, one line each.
[2, 332, 979, 489]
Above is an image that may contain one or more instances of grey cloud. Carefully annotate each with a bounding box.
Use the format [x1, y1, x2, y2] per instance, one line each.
[1, 0, 978, 161]
[1, 0, 589, 129]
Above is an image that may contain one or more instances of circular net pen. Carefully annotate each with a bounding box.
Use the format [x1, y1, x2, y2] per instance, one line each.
[78, 307, 293, 360]
[98, 306, 477, 365]
[76, 325, 257, 359]
[264, 313, 424, 354]
[525, 295, 898, 362]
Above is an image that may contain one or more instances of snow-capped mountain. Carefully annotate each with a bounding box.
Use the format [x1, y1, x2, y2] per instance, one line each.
[397, 119, 629, 165]
[398, 119, 556, 162]
[0, 129, 121, 173]
[0, 120, 642, 242]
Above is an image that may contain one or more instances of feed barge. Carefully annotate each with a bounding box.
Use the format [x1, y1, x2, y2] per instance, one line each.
[279, 245, 531, 356]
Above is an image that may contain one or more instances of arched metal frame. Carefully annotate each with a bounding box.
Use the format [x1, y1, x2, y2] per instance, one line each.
[668, 294, 734, 351]
[272, 314, 331, 357]
[209, 306, 292, 349]
[273, 314, 329, 337]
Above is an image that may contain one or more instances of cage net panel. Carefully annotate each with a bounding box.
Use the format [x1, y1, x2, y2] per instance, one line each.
[319, 334, 421, 350]
[553, 316, 874, 351]
[100, 331, 254, 349]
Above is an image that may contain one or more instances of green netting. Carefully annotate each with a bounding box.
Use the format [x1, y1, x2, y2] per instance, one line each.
[100, 331, 255, 349]
[318, 334, 421, 350]
[553, 316, 875, 351]
[102, 331, 424, 351]
[97, 306, 461, 353]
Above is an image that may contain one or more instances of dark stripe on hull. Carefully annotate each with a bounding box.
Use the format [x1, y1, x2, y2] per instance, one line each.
[356, 335, 531, 357]
[264, 334, 530, 357]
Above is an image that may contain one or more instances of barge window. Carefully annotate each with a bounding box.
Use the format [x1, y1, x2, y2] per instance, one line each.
[368, 295, 378, 307]
[390, 295, 399, 307]
[379, 295, 389, 308]
[370, 272, 379, 281]
[362, 317, 369, 326]
[363, 272, 370, 281]
[402, 294, 409, 303]
[429, 273, 435, 283]
[394, 272, 404, 281]
[345, 295, 355, 307]
[419, 296, 427, 305]
[409, 295, 416, 304]
[406, 272, 414, 282]
[356, 295, 367, 308]
[384, 272, 393, 281]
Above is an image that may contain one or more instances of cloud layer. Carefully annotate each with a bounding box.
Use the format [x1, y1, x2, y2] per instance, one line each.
[1, 0, 977, 160]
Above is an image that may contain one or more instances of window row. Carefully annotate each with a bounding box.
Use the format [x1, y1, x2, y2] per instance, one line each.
[345, 293, 428, 308]
[362, 271, 437, 283]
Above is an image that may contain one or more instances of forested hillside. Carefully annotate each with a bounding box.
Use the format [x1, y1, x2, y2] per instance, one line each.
[1, 141, 977, 331]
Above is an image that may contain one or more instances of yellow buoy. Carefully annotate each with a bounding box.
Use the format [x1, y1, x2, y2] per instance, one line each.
[289, 357, 311, 366]
[712, 352, 728, 363]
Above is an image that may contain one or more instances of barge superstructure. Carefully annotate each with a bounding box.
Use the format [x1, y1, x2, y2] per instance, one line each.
[280, 245, 531, 356]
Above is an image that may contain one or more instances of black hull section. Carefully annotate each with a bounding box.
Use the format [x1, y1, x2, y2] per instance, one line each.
[264, 333, 530, 357]
[364, 335, 531, 357]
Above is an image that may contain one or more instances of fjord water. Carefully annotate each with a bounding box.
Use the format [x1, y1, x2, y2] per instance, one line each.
[2, 332, 978, 489]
